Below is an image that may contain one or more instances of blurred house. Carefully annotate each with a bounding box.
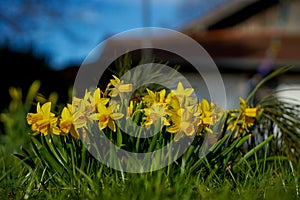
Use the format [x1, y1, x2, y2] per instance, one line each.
[181, 0, 300, 106]
[182, 0, 300, 71]
[86, 0, 300, 108]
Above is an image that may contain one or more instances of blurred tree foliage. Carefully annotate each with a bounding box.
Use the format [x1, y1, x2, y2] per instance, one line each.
[0, 46, 78, 116]
[0, 0, 85, 116]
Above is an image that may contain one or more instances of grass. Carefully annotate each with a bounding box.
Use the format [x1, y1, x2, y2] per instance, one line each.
[0, 154, 299, 200]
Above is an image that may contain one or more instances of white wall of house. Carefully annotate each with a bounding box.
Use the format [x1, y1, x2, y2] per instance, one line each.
[183, 71, 300, 109]
[183, 72, 249, 109]
[276, 75, 300, 104]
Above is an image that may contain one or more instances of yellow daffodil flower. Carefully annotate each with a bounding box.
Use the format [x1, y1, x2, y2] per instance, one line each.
[169, 82, 196, 105]
[72, 89, 95, 115]
[59, 103, 79, 139]
[167, 106, 197, 141]
[71, 89, 97, 128]
[245, 108, 259, 118]
[109, 75, 132, 100]
[127, 100, 134, 118]
[143, 88, 167, 106]
[143, 103, 170, 128]
[196, 99, 223, 133]
[92, 87, 110, 108]
[165, 92, 181, 111]
[91, 103, 124, 132]
[228, 97, 260, 136]
[26, 102, 60, 136]
[239, 97, 259, 127]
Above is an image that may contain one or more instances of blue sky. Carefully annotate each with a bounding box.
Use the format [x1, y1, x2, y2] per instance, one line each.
[0, 0, 229, 70]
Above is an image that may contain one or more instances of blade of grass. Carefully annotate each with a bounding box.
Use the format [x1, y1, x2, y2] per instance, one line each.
[234, 134, 274, 170]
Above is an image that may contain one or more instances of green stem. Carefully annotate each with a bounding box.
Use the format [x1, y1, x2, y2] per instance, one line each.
[246, 65, 293, 104]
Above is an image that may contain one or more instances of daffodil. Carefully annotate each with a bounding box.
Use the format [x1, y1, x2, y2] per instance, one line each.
[228, 97, 260, 136]
[8, 87, 22, 111]
[91, 103, 124, 132]
[240, 98, 259, 127]
[143, 103, 170, 129]
[169, 82, 196, 105]
[196, 99, 223, 133]
[167, 105, 197, 141]
[109, 75, 132, 100]
[59, 103, 79, 139]
[92, 87, 110, 108]
[198, 99, 213, 124]
[72, 89, 95, 115]
[245, 108, 259, 118]
[71, 89, 97, 128]
[165, 92, 181, 111]
[143, 88, 167, 107]
[127, 100, 134, 118]
[26, 102, 60, 136]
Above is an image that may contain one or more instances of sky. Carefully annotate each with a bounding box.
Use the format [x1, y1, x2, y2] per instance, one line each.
[0, 0, 229, 70]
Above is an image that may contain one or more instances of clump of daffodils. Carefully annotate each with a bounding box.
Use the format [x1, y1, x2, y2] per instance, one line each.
[26, 75, 260, 142]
